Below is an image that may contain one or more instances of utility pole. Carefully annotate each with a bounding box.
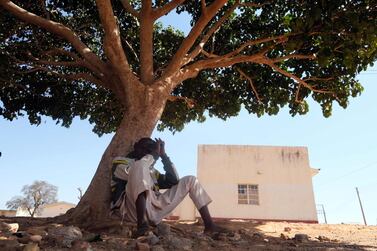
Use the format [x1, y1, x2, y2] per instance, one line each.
[355, 187, 367, 226]
[321, 204, 328, 224]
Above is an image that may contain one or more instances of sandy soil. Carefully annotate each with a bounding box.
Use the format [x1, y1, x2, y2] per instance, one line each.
[168, 220, 377, 250]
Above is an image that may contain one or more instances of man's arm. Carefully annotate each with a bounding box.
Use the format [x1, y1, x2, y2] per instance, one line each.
[157, 153, 179, 189]
[155, 138, 179, 189]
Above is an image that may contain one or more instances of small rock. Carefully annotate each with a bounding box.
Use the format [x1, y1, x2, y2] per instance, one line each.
[126, 239, 137, 248]
[26, 227, 48, 237]
[29, 235, 42, 243]
[147, 232, 159, 245]
[8, 223, 19, 234]
[251, 232, 264, 239]
[136, 241, 150, 251]
[198, 240, 209, 247]
[317, 235, 330, 242]
[156, 223, 171, 237]
[212, 232, 227, 241]
[18, 235, 32, 244]
[289, 242, 299, 247]
[83, 232, 102, 242]
[168, 236, 192, 251]
[48, 225, 83, 248]
[0, 222, 19, 233]
[232, 240, 249, 247]
[294, 233, 309, 243]
[284, 227, 292, 232]
[263, 238, 269, 243]
[71, 240, 92, 251]
[13, 231, 28, 238]
[23, 243, 40, 251]
[120, 226, 132, 237]
[228, 232, 241, 241]
[151, 245, 165, 251]
[0, 239, 21, 250]
[212, 242, 231, 248]
[238, 228, 248, 235]
[280, 233, 289, 240]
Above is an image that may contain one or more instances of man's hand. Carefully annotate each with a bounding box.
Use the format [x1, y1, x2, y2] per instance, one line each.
[155, 138, 165, 156]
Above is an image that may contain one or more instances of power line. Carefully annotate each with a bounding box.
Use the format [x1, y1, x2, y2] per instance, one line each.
[317, 160, 377, 188]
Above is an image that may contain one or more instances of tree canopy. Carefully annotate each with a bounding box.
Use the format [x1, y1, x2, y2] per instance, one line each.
[1, 0, 376, 136]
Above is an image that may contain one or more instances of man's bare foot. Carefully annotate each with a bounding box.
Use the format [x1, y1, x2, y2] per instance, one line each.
[203, 224, 231, 235]
[132, 222, 150, 238]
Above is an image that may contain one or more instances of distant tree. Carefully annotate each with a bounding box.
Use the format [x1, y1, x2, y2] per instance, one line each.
[0, 0, 376, 222]
[6, 180, 58, 217]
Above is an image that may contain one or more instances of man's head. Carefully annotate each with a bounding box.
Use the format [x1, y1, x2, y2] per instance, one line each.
[133, 138, 157, 157]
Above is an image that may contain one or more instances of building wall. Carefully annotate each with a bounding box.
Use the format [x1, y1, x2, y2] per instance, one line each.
[38, 202, 75, 217]
[15, 202, 75, 217]
[171, 145, 318, 222]
[0, 210, 16, 217]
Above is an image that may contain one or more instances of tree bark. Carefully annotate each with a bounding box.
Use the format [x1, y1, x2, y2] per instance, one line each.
[64, 83, 168, 225]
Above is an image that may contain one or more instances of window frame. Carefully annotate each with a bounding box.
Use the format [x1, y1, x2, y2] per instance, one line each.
[238, 184, 259, 205]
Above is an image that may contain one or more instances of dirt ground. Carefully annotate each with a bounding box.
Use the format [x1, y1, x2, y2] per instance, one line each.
[1, 217, 377, 250]
[165, 220, 377, 250]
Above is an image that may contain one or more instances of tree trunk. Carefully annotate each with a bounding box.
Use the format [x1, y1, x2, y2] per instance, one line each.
[63, 85, 168, 225]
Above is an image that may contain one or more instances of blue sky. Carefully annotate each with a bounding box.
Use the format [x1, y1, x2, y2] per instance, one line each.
[1, 12, 376, 225]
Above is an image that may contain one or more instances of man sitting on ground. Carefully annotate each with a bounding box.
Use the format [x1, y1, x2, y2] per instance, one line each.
[110, 137, 227, 237]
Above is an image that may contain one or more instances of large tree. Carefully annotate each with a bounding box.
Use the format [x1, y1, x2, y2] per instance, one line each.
[1, 0, 376, 223]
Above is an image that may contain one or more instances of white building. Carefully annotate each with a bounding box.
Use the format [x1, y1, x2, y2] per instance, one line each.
[16, 201, 75, 217]
[171, 145, 319, 223]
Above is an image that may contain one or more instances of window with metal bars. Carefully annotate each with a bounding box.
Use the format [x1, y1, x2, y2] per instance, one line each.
[238, 184, 259, 205]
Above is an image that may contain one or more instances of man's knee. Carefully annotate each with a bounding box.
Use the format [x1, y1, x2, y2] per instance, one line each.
[180, 175, 197, 187]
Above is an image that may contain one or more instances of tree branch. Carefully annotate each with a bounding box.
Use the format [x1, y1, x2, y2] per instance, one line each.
[183, 46, 271, 73]
[121, 36, 140, 63]
[161, 0, 228, 80]
[185, 0, 274, 65]
[223, 34, 292, 58]
[119, 0, 140, 18]
[0, 0, 107, 76]
[263, 60, 333, 95]
[168, 95, 195, 108]
[139, 0, 154, 84]
[38, 0, 50, 19]
[201, 50, 218, 58]
[26, 51, 85, 68]
[201, 0, 207, 15]
[235, 67, 262, 103]
[271, 54, 316, 63]
[304, 76, 334, 82]
[175, 45, 331, 99]
[170, 52, 264, 87]
[42, 48, 80, 60]
[26, 207, 33, 217]
[294, 84, 304, 103]
[42, 48, 105, 77]
[152, 0, 186, 20]
[22, 65, 107, 87]
[95, 0, 139, 85]
[239, 1, 272, 8]
[184, 1, 239, 65]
